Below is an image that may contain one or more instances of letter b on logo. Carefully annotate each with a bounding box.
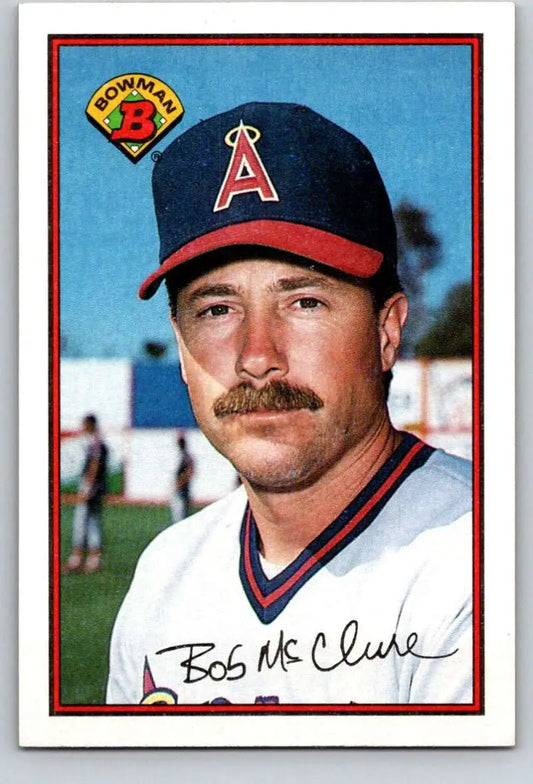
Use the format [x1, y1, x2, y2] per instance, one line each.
[111, 100, 156, 142]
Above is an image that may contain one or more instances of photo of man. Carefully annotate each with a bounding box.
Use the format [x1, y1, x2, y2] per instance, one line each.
[106, 103, 472, 706]
[61, 414, 108, 575]
[169, 434, 195, 524]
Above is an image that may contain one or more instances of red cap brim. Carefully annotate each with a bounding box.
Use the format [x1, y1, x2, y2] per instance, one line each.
[138, 219, 383, 299]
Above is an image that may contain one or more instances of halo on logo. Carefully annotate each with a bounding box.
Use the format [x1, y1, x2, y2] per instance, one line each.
[224, 124, 261, 147]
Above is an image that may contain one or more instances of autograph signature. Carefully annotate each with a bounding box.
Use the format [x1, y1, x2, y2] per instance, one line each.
[155, 619, 458, 685]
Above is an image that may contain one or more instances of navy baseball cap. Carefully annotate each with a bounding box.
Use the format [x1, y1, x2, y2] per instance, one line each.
[139, 102, 398, 299]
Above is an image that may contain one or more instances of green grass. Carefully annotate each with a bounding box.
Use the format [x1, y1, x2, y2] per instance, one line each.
[60, 503, 175, 704]
[61, 470, 124, 495]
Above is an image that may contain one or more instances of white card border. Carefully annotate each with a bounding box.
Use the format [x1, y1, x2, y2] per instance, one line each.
[19, 1, 515, 748]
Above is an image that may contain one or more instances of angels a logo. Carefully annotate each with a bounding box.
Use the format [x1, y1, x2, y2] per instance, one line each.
[213, 121, 280, 211]
[86, 74, 184, 162]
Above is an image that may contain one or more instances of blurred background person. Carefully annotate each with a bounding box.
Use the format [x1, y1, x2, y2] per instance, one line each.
[169, 433, 194, 525]
[62, 414, 108, 574]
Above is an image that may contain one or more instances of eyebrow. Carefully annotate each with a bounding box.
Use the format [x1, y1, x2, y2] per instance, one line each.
[272, 275, 337, 292]
[184, 283, 240, 304]
[182, 273, 336, 305]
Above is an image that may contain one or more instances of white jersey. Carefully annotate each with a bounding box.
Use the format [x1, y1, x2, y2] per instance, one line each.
[107, 433, 473, 706]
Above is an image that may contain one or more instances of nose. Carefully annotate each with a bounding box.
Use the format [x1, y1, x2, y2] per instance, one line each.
[236, 308, 288, 383]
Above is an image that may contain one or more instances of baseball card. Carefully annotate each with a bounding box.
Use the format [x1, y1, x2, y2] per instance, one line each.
[19, 2, 515, 748]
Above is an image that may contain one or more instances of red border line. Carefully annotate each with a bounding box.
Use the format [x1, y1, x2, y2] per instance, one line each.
[471, 35, 483, 713]
[50, 34, 483, 716]
[55, 702, 481, 715]
[50, 36, 61, 715]
[51, 35, 481, 47]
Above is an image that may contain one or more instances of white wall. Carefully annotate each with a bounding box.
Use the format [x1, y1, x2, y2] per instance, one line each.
[125, 428, 237, 503]
[60, 358, 473, 501]
[60, 430, 127, 484]
[60, 359, 131, 431]
[389, 358, 472, 459]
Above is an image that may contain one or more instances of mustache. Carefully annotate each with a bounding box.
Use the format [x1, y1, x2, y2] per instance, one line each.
[213, 381, 324, 418]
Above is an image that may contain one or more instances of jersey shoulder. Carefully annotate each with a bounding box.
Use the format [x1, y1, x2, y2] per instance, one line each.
[424, 447, 472, 488]
[334, 445, 472, 573]
[403, 445, 472, 520]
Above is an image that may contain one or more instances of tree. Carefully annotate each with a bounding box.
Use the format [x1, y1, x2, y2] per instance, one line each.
[415, 281, 472, 357]
[394, 201, 441, 356]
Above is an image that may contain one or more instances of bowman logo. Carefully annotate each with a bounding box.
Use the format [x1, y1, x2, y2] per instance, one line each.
[86, 73, 184, 162]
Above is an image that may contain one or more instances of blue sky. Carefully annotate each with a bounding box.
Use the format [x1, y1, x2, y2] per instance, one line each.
[59, 42, 472, 359]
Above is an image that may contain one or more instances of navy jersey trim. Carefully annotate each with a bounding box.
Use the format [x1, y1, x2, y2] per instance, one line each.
[239, 432, 435, 624]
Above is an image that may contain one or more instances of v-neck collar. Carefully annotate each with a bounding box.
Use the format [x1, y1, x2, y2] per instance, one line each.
[239, 432, 435, 624]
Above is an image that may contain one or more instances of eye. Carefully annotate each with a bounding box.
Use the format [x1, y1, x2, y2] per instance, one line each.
[294, 297, 323, 309]
[198, 304, 232, 318]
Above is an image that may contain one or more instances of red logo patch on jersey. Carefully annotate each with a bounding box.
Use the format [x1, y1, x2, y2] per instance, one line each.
[140, 656, 178, 705]
[139, 655, 280, 706]
[213, 122, 280, 212]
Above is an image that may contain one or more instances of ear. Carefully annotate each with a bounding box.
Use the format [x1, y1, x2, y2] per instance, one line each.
[169, 314, 188, 385]
[378, 293, 409, 372]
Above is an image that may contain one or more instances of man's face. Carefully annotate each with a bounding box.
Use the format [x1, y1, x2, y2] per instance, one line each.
[172, 256, 405, 491]
[83, 417, 95, 435]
